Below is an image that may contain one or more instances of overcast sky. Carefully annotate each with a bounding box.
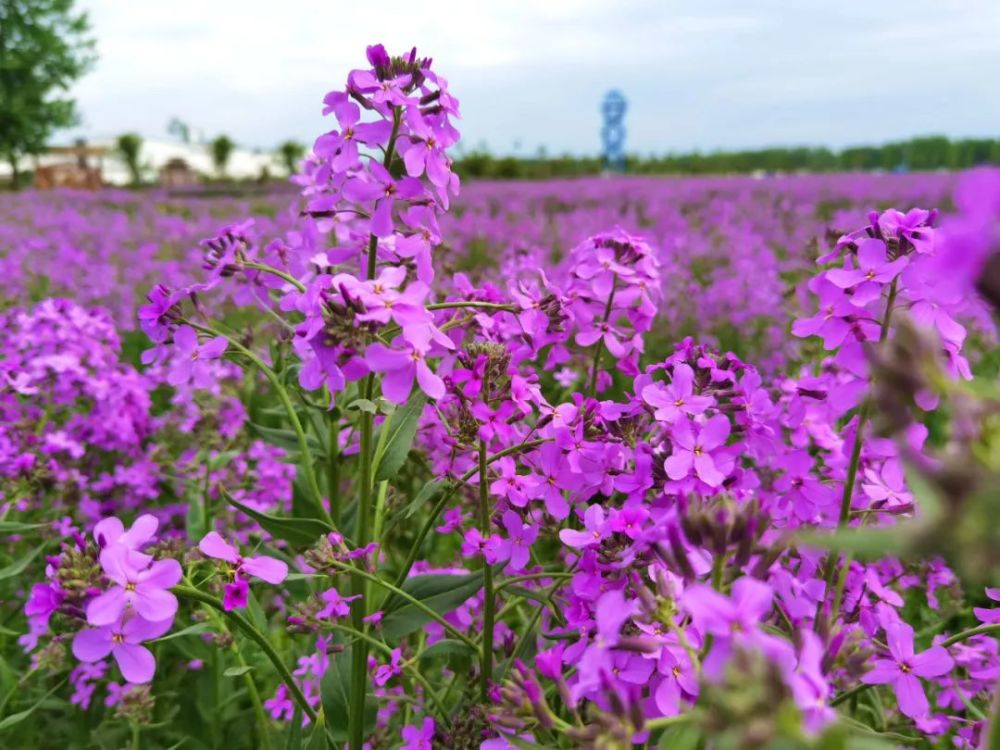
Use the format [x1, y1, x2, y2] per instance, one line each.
[68, 0, 1000, 156]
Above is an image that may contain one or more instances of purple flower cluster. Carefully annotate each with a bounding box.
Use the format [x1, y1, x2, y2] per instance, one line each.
[7, 42, 1000, 750]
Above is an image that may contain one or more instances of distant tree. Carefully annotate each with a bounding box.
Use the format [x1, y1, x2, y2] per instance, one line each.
[210, 135, 235, 177]
[116, 132, 143, 185]
[0, 0, 96, 188]
[277, 140, 305, 175]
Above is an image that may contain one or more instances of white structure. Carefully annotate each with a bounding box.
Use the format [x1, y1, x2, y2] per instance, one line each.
[0, 136, 284, 185]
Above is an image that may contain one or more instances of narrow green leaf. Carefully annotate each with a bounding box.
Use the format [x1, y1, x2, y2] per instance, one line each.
[0, 544, 44, 580]
[151, 622, 213, 643]
[381, 571, 485, 640]
[382, 480, 445, 537]
[320, 645, 375, 741]
[250, 422, 324, 454]
[223, 665, 254, 677]
[0, 679, 65, 732]
[0, 521, 46, 535]
[304, 711, 329, 750]
[222, 486, 332, 549]
[373, 392, 426, 483]
[657, 724, 702, 750]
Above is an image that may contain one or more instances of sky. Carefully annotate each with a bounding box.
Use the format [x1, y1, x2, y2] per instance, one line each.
[67, 0, 1000, 156]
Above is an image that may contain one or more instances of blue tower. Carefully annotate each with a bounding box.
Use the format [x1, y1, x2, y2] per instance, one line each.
[601, 90, 627, 173]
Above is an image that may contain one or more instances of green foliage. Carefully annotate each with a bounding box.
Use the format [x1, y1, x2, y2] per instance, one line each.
[116, 132, 143, 185]
[277, 140, 305, 176]
[454, 135, 1000, 180]
[0, 0, 96, 188]
[211, 134, 236, 177]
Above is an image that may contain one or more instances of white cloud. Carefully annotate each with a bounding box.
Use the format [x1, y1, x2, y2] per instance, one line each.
[68, 0, 1000, 153]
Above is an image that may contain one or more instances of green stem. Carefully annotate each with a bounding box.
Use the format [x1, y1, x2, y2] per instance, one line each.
[173, 585, 317, 723]
[818, 277, 898, 624]
[349, 406, 374, 750]
[328, 411, 341, 526]
[243, 261, 307, 292]
[588, 279, 618, 398]
[426, 301, 517, 312]
[644, 714, 692, 732]
[385, 439, 549, 602]
[478, 440, 495, 701]
[186, 321, 329, 525]
[941, 623, 1000, 647]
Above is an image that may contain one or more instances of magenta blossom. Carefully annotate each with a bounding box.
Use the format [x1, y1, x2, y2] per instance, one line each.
[365, 329, 448, 404]
[664, 415, 733, 487]
[825, 238, 908, 305]
[73, 612, 173, 684]
[199, 532, 289, 611]
[861, 622, 953, 719]
[641, 364, 713, 422]
[87, 547, 181, 626]
[166, 325, 228, 389]
[400, 717, 435, 750]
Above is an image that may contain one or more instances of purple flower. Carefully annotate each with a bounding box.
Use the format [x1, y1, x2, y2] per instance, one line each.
[365, 329, 446, 404]
[199, 532, 289, 611]
[663, 415, 732, 487]
[861, 621, 953, 719]
[825, 238, 908, 305]
[641, 364, 713, 422]
[374, 647, 403, 686]
[559, 504, 610, 549]
[73, 612, 173, 684]
[494, 511, 538, 572]
[317, 587, 361, 620]
[86, 546, 182, 626]
[400, 717, 435, 750]
[166, 326, 228, 388]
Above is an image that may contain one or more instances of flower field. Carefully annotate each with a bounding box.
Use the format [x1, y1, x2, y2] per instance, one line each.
[3, 44, 1000, 750]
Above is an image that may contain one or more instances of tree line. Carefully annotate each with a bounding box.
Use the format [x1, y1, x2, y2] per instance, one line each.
[454, 136, 1000, 179]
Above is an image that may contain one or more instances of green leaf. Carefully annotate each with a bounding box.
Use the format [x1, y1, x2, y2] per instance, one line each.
[657, 724, 702, 750]
[222, 487, 331, 549]
[304, 711, 330, 750]
[320, 645, 375, 742]
[223, 665, 254, 677]
[417, 638, 476, 671]
[381, 570, 485, 640]
[186, 490, 206, 542]
[373, 392, 426, 483]
[0, 544, 44, 580]
[250, 423, 324, 455]
[346, 398, 377, 414]
[0, 521, 46, 535]
[0, 679, 65, 732]
[382, 480, 445, 537]
[151, 622, 213, 643]
[284, 705, 303, 750]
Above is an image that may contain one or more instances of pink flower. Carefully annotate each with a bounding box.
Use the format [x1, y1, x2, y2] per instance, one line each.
[73, 612, 173, 684]
[861, 622, 953, 719]
[86, 546, 181, 626]
[166, 325, 228, 388]
[663, 415, 732, 487]
[365, 329, 447, 404]
[199, 532, 289, 611]
[825, 238, 908, 305]
[641, 364, 713, 422]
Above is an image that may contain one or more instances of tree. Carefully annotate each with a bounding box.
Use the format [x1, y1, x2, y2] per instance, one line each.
[0, 0, 95, 188]
[210, 134, 235, 177]
[116, 132, 143, 186]
[277, 140, 305, 176]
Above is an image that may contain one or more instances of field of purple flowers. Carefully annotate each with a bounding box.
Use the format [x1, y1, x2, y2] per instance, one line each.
[3, 44, 1000, 750]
